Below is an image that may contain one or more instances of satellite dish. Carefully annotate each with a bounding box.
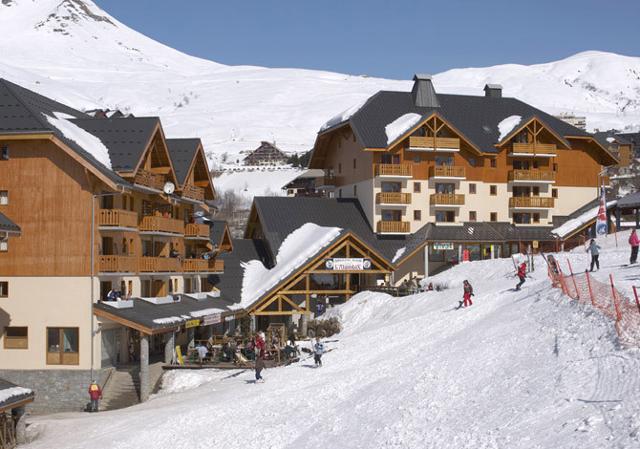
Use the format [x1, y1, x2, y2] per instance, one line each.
[163, 182, 175, 195]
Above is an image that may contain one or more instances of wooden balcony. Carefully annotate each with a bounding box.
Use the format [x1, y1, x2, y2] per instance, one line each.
[409, 136, 460, 151]
[374, 163, 413, 178]
[139, 215, 185, 235]
[430, 193, 465, 206]
[98, 209, 138, 229]
[508, 170, 556, 183]
[430, 166, 466, 178]
[321, 174, 336, 186]
[182, 184, 205, 202]
[134, 168, 166, 190]
[185, 223, 209, 239]
[376, 221, 410, 234]
[139, 257, 182, 273]
[511, 142, 557, 157]
[98, 255, 138, 273]
[509, 197, 555, 208]
[182, 258, 224, 273]
[376, 192, 412, 205]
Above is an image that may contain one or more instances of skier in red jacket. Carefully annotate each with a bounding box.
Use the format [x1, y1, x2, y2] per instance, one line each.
[462, 280, 474, 307]
[88, 380, 102, 412]
[515, 262, 527, 291]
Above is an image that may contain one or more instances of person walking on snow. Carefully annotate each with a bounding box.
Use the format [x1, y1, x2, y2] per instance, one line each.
[88, 380, 102, 412]
[629, 229, 639, 264]
[313, 337, 325, 367]
[254, 332, 266, 382]
[515, 262, 527, 291]
[462, 280, 474, 307]
[586, 239, 601, 272]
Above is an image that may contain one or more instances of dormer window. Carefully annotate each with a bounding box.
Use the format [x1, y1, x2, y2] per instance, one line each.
[1, 145, 8, 160]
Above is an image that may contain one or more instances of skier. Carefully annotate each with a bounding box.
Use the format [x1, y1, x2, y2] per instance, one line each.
[462, 280, 474, 308]
[586, 239, 601, 272]
[88, 380, 102, 412]
[254, 332, 266, 382]
[313, 337, 325, 367]
[515, 262, 527, 291]
[629, 229, 639, 264]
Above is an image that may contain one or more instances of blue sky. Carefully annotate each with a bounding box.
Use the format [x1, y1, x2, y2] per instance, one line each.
[96, 0, 639, 79]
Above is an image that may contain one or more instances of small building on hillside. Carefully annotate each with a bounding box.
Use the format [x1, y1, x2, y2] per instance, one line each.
[282, 169, 330, 197]
[243, 141, 289, 166]
[554, 113, 587, 130]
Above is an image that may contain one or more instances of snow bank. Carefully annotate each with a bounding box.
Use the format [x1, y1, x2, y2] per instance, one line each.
[0, 386, 32, 404]
[44, 112, 112, 169]
[240, 223, 342, 309]
[319, 99, 366, 132]
[551, 200, 617, 238]
[385, 113, 422, 145]
[497, 115, 522, 141]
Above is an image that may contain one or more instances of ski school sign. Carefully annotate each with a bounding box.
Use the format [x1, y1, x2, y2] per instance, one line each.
[325, 258, 372, 271]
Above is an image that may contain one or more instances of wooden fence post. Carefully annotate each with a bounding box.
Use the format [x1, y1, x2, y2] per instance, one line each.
[609, 274, 622, 322]
[633, 286, 640, 315]
[585, 270, 596, 307]
[566, 259, 580, 300]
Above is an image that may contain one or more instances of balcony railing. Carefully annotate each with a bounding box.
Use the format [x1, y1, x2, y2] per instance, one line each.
[321, 174, 336, 186]
[139, 215, 185, 234]
[509, 197, 555, 208]
[376, 192, 412, 205]
[139, 257, 182, 273]
[430, 193, 465, 206]
[134, 168, 166, 190]
[98, 255, 138, 273]
[430, 166, 466, 178]
[508, 170, 556, 182]
[374, 163, 413, 177]
[98, 209, 138, 229]
[409, 136, 460, 151]
[185, 223, 209, 238]
[376, 221, 410, 233]
[182, 258, 224, 273]
[182, 184, 205, 202]
[511, 142, 557, 156]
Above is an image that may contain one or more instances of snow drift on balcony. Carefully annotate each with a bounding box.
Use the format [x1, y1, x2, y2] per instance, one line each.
[385, 113, 422, 145]
[497, 115, 522, 141]
[551, 200, 617, 238]
[44, 112, 112, 169]
[319, 99, 366, 132]
[239, 223, 342, 309]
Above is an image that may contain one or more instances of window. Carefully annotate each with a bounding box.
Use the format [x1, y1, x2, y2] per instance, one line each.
[513, 213, 531, 224]
[381, 182, 401, 193]
[435, 210, 455, 223]
[1, 145, 8, 160]
[490, 212, 497, 222]
[490, 185, 497, 196]
[353, 158, 357, 170]
[4, 327, 28, 349]
[127, 280, 133, 298]
[435, 156, 453, 166]
[552, 188, 558, 198]
[353, 185, 357, 196]
[0, 282, 7, 297]
[174, 279, 178, 293]
[413, 155, 421, 163]
[552, 163, 558, 171]
[0, 190, 7, 205]
[469, 211, 477, 222]
[490, 159, 497, 168]
[435, 183, 455, 194]
[468, 157, 476, 167]
[469, 183, 476, 194]
[413, 182, 421, 193]
[0, 241, 7, 252]
[413, 210, 421, 221]
[338, 163, 342, 174]
[46, 327, 79, 365]
[533, 213, 540, 223]
[532, 186, 540, 196]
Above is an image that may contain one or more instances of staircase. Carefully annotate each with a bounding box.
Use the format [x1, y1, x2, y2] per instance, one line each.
[100, 361, 165, 411]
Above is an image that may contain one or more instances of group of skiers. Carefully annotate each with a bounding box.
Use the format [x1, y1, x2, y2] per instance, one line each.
[585, 228, 639, 272]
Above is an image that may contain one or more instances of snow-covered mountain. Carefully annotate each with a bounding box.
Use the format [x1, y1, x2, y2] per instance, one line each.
[1, 0, 639, 167]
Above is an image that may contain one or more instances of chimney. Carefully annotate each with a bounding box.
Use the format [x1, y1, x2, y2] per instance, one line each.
[411, 74, 440, 108]
[484, 84, 503, 98]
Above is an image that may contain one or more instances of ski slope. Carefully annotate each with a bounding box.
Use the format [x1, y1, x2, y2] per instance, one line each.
[23, 255, 640, 449]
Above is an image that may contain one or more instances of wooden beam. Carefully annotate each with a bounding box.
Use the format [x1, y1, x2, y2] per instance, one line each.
[93, 307, 165, 335]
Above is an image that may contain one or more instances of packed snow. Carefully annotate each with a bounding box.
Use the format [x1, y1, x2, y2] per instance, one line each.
[23, 250, 640, 449]
[0, 386, 32, 404]
[239, 223, 342, 309]
[497, 115, 522, 141]
[551, 200, 617, 238]
[385, 113, 422, 145]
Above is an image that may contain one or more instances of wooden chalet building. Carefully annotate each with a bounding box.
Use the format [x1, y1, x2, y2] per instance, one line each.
[243, 141, 289, 166]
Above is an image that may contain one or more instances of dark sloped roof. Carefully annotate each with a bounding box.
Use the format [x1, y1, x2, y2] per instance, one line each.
[0, 378, 34, 411]
[210, 220, 229, 248]
[616, 132, 640, 149]
[617, 191, 640, 209]
[323, 90, 590, 152]
[0, 212, 20, 234]
[70, 117, 160, 172]
[166, 138, 201, 186]
[0, 78, 129, 187]
[593, 131, 631, 147]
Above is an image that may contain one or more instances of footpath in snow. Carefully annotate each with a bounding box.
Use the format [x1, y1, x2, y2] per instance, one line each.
[23, 253, 640, 449]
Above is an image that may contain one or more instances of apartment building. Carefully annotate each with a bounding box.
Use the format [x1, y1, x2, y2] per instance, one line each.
[310, 75, 617, 235]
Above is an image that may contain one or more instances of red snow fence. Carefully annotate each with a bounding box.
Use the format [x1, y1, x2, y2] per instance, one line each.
[547, 259, 640, 347]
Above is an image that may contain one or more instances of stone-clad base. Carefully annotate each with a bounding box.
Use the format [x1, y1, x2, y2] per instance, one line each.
[0, 368, 111, 414]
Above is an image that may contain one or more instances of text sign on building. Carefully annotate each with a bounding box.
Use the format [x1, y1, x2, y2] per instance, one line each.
[185, 319, 201, 329]
[202, 313, 221, 326]
[325, 258, 372, 271]
[432, 242, 454, 251]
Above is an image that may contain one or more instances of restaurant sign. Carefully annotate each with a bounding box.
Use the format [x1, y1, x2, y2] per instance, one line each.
[185, 319, 201, 329]
[325, 258, 372, 271]
[202, 313, 221, 326]
[432, 242, 454, 251]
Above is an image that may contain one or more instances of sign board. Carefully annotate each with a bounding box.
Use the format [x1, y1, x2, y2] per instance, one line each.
[185, 319, 201, 329]
[462, 249, 470, 263]
[325, 258, 372, 271]
[432, 242, 454, 251]
[202, 313, 221, 326]
[532, 240, 539, 249]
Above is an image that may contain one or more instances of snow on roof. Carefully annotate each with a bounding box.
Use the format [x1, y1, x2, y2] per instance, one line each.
[44, 112, 112, 170]
[320, 99, 366, 132]
[0, 386, 32, 404]
[551, 200, 618, 238]
[392, 247, 406, 264]
[152, 316, 183, 325]
[497, 115, 522, 141]
[190, 307, 224, 318]
[606, 136, 616, 143]
[385, 113, 422, 145]
[239, 223, 342, 309]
